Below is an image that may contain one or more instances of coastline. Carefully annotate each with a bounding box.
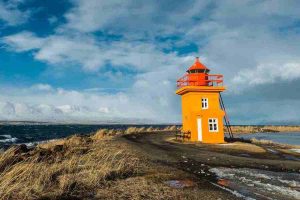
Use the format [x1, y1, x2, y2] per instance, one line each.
[0, 128, 299, 199]
[228, 125, 300, 134]
[1, 124, 300, 150]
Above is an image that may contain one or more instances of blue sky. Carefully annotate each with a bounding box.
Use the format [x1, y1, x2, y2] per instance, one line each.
[1, 0, 300, 124]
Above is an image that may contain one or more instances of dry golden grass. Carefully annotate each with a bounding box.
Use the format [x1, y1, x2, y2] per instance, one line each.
[264, 125, 300, 132]
[0, 135, 139, 199]
[227, 125, 300, 134]
[90, 129, 109, 140]
[250, 138, 300, 149]
[164, 125, 177, 131]
[0, 127, 203, 200]
[119, 126, 179, 135]
[124, 127, 146, 134]
[216, 142, 266, 153]
[95, 176, 201, 200]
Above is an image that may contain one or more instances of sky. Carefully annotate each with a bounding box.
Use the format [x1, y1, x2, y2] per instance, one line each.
[1, 0, 300, 124]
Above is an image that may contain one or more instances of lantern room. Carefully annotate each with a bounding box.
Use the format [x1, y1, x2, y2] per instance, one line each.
[177, 57, 223, 88]
[176, 57, 226, 143]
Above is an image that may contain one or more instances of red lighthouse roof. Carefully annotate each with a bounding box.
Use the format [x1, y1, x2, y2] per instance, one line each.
[177, 56, 223, 88]
[187, 57, 210, 73]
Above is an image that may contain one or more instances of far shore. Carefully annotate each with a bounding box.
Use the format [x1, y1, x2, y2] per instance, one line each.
[227, 125, 300, 134]
[1, 122, 299, 133]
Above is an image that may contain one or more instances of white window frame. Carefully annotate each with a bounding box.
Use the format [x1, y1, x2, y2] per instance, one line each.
[208, 118, 218, 132]
[202, 98, 208, 109]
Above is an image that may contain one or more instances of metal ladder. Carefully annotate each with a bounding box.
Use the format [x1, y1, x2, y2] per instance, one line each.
[219, 93, 234, 139]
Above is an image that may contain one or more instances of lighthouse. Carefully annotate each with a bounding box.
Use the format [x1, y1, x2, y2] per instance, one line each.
[176, 57, 226, 143]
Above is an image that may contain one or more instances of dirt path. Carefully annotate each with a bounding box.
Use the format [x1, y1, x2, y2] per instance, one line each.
[122, 132, 300, 199]
[123, 132, 300, 171]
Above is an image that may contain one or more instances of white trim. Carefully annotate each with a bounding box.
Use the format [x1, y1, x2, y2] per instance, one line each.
[208, 118, 218, 132]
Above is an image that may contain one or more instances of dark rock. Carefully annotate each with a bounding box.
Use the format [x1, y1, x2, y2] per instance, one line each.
[51, 145, 64, 152]
[13, 144, 29, 155]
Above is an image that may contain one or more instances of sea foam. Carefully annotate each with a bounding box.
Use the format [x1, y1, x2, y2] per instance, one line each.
[0, 135, 18, 143]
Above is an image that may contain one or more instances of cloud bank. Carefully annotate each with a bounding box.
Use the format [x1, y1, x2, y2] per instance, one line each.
[1, 0, 300, 124]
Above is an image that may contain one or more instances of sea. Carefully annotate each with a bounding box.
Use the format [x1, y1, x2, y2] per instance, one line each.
[0, 124, 299, 149]
[0, 124, 170, 149]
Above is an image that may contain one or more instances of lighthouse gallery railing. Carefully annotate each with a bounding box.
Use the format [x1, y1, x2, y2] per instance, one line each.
[177, 74, 223, 88]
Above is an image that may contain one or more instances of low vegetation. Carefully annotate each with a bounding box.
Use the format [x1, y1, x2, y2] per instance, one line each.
[0, 125, 298, 199]
[250, 138, 300, 149]
[227, 125, 300, 134]
[0, 126, 201, 200]
[0, 135, 140, 199]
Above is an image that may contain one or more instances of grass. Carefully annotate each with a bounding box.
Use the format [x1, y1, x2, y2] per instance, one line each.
[1, 125, 297, 199]
[0, 135, 139, 199]
[0, 126, 203, 200]
[250, 138, 300, 149]
[227, 125, 300, 134]
[216, 142, 266, 153]
[90, 125, 179, 137]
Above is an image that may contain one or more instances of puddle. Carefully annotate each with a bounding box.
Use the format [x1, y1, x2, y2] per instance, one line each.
[267, 148, 300, 161]
[282, 154, 300, 161]
[266, 148, 279, 154]
[210, 167, 300, 200]
[239, 153, 251, 157]
[165, 179, 196, 189]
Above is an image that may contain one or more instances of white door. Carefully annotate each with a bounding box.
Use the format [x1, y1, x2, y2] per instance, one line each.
[197, 118, 202, 141]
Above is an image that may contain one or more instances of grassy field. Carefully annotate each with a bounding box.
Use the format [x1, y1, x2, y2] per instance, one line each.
[0, 126, 217, 200]
[0, 126, 299, 199]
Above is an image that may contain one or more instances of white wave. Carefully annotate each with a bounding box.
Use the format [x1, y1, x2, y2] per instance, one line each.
[0, 135, 18, 143]
[23, 138, 58, 147]
[0, 135, 13, 138]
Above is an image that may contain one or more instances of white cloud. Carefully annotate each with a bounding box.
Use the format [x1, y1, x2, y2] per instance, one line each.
[48, 16, 58, 24]
[2, 31, 192, 72]
[232, 62, 300, 88]
[3, 31, 45, 52]
[2, 0, 300, 124]
[184, 1, 300, 94]
[64, 0, 131, 33]
[0, 84, 181, 123]
[63, 0, 209, 36]
[98, 107, 109, 114]
[0, 0, 30, 26]
[31, 84, 53, 92]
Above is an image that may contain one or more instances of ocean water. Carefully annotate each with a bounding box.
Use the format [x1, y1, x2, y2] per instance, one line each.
[237, 132, 300, 146]
[0, 124, 170, 149]
[1, 125, 299, 149]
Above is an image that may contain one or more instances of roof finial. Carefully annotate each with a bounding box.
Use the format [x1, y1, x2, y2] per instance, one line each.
[195, 57, 200, 63]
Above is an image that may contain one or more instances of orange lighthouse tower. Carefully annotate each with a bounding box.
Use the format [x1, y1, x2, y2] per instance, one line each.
[176, 57, 226, 143]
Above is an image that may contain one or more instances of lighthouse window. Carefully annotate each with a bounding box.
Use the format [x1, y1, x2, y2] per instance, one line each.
[202, 98, 208, 109]
[208, 118, 218, 132]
